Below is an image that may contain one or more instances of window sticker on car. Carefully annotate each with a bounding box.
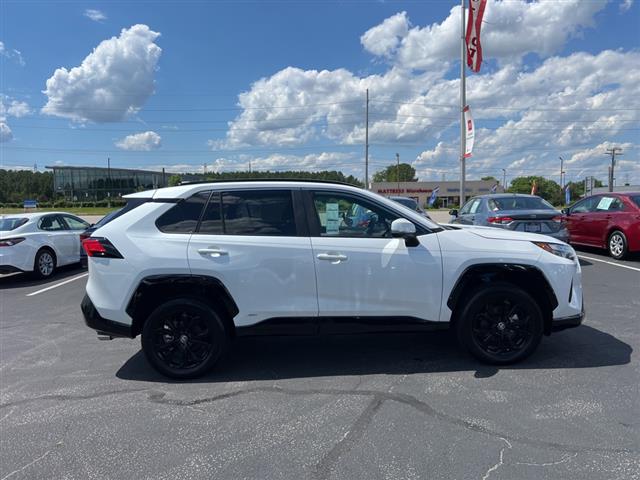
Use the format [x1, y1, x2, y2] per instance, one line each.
[596, 197, 614, 210]
[326, 203, 340, 235]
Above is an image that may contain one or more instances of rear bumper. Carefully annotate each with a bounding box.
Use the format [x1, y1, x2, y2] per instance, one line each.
[81, 294, 134, 338]
[0, 265, 23, 274]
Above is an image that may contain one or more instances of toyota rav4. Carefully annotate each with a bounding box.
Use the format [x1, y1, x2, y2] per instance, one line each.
[82, 180, 584, 378]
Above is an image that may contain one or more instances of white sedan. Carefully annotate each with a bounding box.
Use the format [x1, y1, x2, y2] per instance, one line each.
[0, 212, 90, 278]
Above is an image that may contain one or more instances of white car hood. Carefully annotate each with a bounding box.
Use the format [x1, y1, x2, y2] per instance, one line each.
[462, 225, 558, 243]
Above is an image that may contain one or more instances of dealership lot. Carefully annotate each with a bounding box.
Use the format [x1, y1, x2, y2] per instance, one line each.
[0, 250, 638, 479]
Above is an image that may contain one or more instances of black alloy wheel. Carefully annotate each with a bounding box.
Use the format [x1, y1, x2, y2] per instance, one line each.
[142, 298, 228, 379]
[457, 283, 543, 365]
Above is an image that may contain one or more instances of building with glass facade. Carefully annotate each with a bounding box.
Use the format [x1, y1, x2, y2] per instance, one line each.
[46, 166, 168, 201]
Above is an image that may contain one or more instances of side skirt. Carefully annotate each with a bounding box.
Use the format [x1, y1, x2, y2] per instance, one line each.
[236, 316, 449, 337]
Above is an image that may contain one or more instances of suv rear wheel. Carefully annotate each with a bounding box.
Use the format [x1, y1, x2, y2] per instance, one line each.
[141, 298, 228, 379]
[456, 283, 543, 364]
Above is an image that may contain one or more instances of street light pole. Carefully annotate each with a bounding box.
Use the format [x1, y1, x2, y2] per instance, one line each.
[396, 152, 400, 191]
[501, 168, 506, 191]
[559, 156, 564, 190]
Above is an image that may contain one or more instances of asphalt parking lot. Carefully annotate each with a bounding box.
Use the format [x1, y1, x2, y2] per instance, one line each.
[1, 249, 638, 479]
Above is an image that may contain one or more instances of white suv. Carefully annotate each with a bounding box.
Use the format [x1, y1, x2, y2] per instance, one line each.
[82, 180, 584, 378]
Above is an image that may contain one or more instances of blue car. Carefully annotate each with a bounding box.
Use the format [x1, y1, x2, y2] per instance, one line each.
[449, 194, 569, 243]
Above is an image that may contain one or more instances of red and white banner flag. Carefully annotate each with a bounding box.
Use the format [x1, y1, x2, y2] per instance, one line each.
[464, 105, 474, 158]
[466, 0, 487, 72]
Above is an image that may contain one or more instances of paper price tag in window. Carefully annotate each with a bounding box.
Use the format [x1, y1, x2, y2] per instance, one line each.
[596, 197, 614, 210]
[326, 203, 339, 220]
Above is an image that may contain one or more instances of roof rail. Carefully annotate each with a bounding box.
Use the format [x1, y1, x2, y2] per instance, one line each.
[177, 178, 362, 187]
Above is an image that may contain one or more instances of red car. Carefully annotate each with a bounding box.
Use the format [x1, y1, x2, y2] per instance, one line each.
[563, 192, 640, 259]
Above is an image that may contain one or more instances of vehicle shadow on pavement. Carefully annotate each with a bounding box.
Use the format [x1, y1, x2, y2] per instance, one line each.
[0, 264, 85, 290]
[116, 325, 632, 383]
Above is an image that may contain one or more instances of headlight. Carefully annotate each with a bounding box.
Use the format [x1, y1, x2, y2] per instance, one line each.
[533, 241, 576, 261]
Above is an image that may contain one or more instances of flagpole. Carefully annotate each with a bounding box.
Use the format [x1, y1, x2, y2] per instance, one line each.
[460, 0, 466, 209]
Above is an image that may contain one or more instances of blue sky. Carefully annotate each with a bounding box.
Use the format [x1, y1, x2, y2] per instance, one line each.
[1, 0, 639, 185]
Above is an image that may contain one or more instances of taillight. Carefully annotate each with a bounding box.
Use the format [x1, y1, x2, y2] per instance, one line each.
[0, 237, 25, 247]
[82, 237, 123, 258]
[552, 215, 565, 223]
[487, 216, 513, 224]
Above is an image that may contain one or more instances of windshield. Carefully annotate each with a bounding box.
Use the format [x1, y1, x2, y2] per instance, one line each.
[0, 217, 28, 231]
[488, 196, 555, 211]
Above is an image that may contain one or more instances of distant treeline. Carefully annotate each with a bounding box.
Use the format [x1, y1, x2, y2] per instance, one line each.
[170, 170, 364, 187]
[0, 170, 54, 204]
[0, 169, 363, 206]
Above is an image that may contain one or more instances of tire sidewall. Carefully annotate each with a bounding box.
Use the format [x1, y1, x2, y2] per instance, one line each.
[608, 230, 627, 260]
[456, 283, 543, 365]
[141, 298, 228, 379]
[33, 249, 56, 279]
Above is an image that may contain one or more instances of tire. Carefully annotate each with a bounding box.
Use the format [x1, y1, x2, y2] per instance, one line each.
[141, 298, 229, 379]
[33, 248, 56, 279]
[607, 230, 628, 260]
[456, 283, 543, 365]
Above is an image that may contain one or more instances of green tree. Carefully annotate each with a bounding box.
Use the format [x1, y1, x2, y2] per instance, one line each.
[507, 176, 563, 205]
[0, 170, 54, 204]
[372, 163, 417, 183]
[168, 174, 182, 187]
[564, 178, 604, 203]
[481, 176, 498, 182]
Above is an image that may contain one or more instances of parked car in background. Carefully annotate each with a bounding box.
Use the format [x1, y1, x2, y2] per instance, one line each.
[0, 212, 90, 278]
[563, 192, 640, 259]
[389, 196, 433, 220]
[449, 194, 569, 243]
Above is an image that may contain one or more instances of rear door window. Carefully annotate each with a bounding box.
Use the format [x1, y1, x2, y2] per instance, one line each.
[156, 191, 211, 233]
[595, 196, 624, 212]
[220, 190, 296, 236]
[38, 215, 66, 231]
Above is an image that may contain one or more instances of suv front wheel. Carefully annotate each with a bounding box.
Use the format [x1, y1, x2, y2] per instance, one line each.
[456, 283, 543, 365]
[141, 298, 228, 379]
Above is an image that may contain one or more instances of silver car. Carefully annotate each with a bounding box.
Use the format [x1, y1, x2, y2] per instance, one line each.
[449, 194, 569, 243]
[389, 196, 433, 221]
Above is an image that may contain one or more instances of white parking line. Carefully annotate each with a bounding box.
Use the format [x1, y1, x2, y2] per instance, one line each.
[25, 273, 89, 297]
[578, 255, 640, 272]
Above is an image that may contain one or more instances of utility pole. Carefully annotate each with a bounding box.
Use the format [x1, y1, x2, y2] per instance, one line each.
[604, 147, 623, 192]
[365, 88, 369, 190]
[459, 0, 466, 208]
[249, 160, 252, 173]
[558, 156, 565, 190]
[396, 152, 400, 191]
[162, 167, 165, 187]
[501, 168, 506, 191]
[203, 162, 207, 175]
[107, 157, 111, 206]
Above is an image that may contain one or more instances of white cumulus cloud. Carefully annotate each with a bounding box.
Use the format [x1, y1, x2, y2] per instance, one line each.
[375, 0, 608, 70]
[84, 9, 107, 22]
[0, 41, 25, 66]
[620, 0, 633, 12]
[361, 11, 410, 58]
[116, 131, 162, 151]
[42, 24, 162, 123]
[0, 122, 12, 142]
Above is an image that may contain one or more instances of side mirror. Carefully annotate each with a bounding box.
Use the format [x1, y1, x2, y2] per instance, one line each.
[561, 207, 570, 215]
[449, 209, 458, 217]
[391, 218, 419, 247]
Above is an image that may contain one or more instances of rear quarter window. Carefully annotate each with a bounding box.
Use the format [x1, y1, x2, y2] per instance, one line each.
[630, 195, 640, 208]
[156, 191, 211, 233]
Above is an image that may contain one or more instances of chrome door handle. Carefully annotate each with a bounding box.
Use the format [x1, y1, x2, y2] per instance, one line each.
[317, 253, 348, 262]
[198, 247, 228, 257]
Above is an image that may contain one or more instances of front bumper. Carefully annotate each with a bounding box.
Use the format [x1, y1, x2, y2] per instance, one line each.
[81, 294, 134, 338]
[551, 304, 585, 332]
